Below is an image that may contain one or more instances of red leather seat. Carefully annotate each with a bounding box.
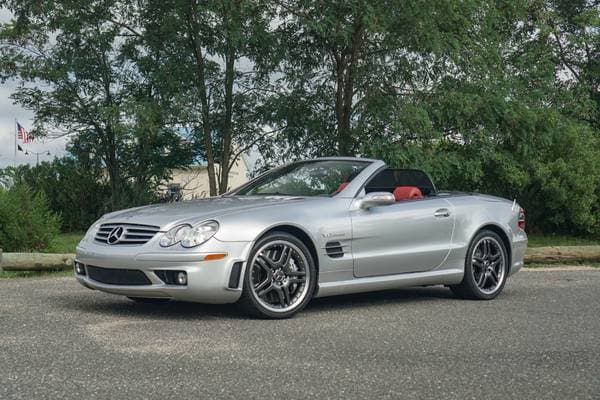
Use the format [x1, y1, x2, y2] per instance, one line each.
[393, 186, 423, 201]
[334, 182, 349, 194]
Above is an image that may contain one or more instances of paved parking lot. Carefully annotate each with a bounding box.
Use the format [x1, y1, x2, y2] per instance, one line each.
[1, 269, 599, 399]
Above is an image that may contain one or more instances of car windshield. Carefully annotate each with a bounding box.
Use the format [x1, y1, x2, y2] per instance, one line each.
[235, 160, 370, 197]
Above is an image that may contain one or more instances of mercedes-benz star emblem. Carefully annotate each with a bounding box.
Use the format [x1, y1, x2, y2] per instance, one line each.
[107, 226, 125, 244]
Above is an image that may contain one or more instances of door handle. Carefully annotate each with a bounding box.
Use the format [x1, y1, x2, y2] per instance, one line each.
[434, 208, 451, 218]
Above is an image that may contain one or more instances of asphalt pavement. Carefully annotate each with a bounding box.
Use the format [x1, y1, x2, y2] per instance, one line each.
[1, 269, 599, 399]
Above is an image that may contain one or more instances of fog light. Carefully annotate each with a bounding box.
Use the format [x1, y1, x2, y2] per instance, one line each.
[176, 272, 187, 285]
[154, 270, 187, 285]
[74, 261, 86, 275]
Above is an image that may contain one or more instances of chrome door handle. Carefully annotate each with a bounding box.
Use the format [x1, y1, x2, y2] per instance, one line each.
[434, 208, 450, 218]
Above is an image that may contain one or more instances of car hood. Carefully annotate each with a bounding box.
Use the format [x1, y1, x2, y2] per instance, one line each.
[100, 196, 307, 229]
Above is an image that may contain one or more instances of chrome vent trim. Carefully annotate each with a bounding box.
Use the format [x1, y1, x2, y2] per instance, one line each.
[94, 223, 161, 245]
[325, 241, 345, 258]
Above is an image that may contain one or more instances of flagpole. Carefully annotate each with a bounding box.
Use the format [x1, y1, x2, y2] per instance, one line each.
[14, 118, 17, 167]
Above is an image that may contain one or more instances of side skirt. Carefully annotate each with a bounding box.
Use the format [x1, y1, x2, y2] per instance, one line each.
[314, 268, 464, 298]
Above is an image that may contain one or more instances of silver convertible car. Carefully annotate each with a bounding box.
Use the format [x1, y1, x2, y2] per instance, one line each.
[75, 157, 528, 318]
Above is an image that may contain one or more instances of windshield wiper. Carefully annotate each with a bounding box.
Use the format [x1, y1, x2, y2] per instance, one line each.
[253, 192, 292, 196]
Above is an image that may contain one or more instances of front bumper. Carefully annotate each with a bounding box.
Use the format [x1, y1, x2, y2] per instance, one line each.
[75, 239, 253, 304]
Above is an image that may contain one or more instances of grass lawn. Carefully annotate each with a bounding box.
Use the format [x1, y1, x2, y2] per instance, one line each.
[526, 234, 599, 248]
[0, 269, 73, 279]
[44, 232, 85, 254]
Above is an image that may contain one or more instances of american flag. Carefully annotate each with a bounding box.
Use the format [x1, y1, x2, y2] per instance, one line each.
[17, 122, 33, 143]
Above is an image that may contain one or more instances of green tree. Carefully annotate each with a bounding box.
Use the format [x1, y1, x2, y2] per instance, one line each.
[363, 0, 600, 235]
[0, 0, 192, 210]
[543, 0, 599, 129]
[135, 0, 276, 195]
[264, 0, 494, 158]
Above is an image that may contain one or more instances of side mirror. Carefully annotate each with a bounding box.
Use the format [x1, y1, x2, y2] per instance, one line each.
[359, 192, 396, 209]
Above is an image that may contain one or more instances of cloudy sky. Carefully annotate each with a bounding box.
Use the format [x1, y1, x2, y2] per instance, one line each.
[0, 8, 69, 168]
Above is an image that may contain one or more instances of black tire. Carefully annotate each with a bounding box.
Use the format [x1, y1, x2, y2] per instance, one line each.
[238, 231, 317, 319]
[127, 297, 170, 304]
[450, 229, 509, 300]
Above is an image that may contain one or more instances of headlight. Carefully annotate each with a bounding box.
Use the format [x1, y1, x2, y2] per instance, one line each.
[159, 224, 191, 247]
[160, 221, 219, 248]
[82, 222, 101, 243]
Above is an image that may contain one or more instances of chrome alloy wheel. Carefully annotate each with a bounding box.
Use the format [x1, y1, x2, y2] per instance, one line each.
[248, 240, 310, 313]
[471, 237, 506, 295]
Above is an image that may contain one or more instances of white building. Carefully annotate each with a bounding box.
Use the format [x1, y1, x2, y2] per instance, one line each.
[161, 156, 251, 201]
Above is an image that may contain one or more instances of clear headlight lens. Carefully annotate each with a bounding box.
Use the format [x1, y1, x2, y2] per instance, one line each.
[159, 224, 191, 247]
[159, 221, 219, 248]
[181, 221, 219, 248]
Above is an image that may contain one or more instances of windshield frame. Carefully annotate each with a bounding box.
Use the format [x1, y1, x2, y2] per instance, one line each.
[226, 159, 373, 198]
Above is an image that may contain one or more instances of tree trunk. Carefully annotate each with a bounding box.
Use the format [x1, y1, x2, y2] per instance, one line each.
[186, 0, 218, 196]
[334, 52, 348, 156]
[1, 253, 75, 271]
[339, 55, 354, 156]
[333, 18, 364, 157]
[219, 35, 235, 194]
[105, 126, 120, 210]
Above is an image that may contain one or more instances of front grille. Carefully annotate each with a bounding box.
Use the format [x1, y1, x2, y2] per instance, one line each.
[94, 223, 160, 245]
[87, 265, 152, 286]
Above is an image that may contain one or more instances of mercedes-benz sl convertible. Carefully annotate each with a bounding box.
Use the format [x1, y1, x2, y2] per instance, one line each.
[75, 157, 528, 318]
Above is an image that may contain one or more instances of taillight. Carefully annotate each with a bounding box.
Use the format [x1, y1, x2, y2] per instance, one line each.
[518, 207, 526, 230]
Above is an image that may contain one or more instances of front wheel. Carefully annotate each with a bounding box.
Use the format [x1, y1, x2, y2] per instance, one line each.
[238, 232, 316, 319]
[450, 230, 509, 300]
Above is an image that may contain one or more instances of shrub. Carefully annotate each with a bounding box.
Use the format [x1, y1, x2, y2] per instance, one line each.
[0, 184, 61, 252]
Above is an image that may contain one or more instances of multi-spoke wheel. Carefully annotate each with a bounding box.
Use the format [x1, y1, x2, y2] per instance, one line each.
[238, 232, 316, 318]
[450, 230, 509, 300]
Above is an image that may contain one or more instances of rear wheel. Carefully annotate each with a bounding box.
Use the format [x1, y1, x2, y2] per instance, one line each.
[450, 230, 509, 300]
[238, 232, 316, 319]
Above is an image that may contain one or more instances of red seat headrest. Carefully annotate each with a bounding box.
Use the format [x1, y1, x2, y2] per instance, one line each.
[393, 186, 423, 201]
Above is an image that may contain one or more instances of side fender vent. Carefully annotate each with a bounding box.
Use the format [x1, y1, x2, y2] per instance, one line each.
[228, 262, 243, 289]
[325, 241, 344, 258]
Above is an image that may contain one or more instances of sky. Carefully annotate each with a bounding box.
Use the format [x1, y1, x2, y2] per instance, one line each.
[0, 8, 69, 168]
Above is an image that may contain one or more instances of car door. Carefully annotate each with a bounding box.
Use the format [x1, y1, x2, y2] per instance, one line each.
[351, 197, 455, 277]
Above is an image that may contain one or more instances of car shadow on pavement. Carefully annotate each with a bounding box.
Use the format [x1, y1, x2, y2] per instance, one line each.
[306, 286, 458, 313]
[52, 294, 249, 320]
[52, 285, 458, 320]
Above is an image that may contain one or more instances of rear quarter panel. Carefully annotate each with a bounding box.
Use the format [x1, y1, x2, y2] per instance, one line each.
[442, 194, 527, 274]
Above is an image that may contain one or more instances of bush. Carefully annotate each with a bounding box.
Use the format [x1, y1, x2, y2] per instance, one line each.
[0, 184, 61, 252]
[6, 158, 109, 232]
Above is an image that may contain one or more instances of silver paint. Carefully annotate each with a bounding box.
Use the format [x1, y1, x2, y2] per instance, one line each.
[75, 157, 528, 304]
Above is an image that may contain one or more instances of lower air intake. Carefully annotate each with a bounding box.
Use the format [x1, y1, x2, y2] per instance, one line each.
[86, 265, 151, 286]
